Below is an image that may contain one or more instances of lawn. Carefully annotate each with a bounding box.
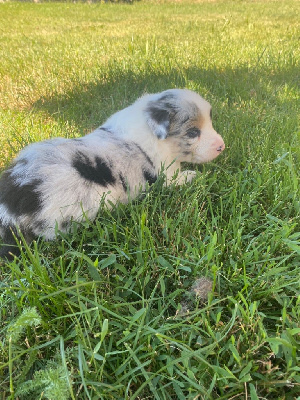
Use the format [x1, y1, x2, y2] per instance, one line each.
[0, 0, 299, 399]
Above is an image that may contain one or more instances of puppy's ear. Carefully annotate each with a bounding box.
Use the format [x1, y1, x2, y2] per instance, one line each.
[145, 94, 176, 140]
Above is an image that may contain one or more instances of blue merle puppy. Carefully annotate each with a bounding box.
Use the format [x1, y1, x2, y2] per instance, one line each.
[0, 89, 225, 259]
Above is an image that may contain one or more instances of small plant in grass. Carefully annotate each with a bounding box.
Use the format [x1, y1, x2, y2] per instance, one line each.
[4, 307, 73, 400]
[15, 361, 72, 400]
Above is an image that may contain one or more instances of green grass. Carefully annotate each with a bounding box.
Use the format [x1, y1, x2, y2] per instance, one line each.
[0, 0, 299, 398]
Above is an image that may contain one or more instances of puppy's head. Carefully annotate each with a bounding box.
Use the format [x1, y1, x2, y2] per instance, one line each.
[145, 89, 225, 164]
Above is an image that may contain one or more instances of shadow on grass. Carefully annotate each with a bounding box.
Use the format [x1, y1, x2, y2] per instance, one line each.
[32, 63, 299, 136]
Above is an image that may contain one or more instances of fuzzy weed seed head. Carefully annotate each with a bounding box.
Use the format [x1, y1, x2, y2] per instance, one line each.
[190, 277, 213, 301]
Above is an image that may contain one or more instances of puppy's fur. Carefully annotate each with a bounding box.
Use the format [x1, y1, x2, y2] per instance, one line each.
[0, 89, 225, 259]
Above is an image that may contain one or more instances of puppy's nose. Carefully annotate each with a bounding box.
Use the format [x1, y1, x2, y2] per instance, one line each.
[217, 144, 225, 152]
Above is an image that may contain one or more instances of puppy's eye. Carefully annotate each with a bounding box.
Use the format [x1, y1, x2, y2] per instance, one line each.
[186, 127, 201, 138]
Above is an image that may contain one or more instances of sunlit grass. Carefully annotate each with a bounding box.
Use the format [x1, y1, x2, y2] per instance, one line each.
[0, 1, 299, 399]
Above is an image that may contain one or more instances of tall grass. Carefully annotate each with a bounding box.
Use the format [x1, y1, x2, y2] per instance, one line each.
[0, 1, 299, 399]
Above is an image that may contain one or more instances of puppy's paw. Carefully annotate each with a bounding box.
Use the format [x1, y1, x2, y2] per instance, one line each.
[176, 170, 197, 185]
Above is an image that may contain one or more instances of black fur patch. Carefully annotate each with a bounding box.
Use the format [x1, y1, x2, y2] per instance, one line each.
[143, 169, 157, 186]
[119, 173, 127, 192]
[186, 127, 201, 138]
[14, 158, 28, 167]
[157, 94, 177, 109]
[146, 94, 178, 139]
[61, 220, 70, 230]
[133, 143, 155, 169]
[0, 223, 36, 260]
[34, 220, 47, 232]
[73, 152, 116, 187]
[0, 227, 20, 260]
[148, 107, 170, 127]
[0, 169, 42, 216]
[100, 126, 112, 133]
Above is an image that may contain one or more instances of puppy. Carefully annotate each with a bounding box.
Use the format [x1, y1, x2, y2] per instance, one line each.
[0, 89, 225, 259]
